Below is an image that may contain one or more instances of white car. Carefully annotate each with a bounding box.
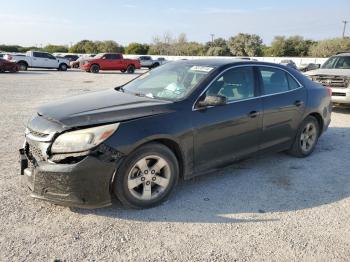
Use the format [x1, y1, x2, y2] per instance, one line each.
[7, 51, 70, 71]
[138, 56, 167, 69]
[305, 53, 350, 105]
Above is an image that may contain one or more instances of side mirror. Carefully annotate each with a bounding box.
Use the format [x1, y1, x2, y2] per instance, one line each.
[197, 95, 227, 108]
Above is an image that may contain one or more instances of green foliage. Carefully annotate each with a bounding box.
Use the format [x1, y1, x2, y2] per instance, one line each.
[2, 35, 349, 58]
[206, 46, 230, 56]
[308, 37, 350, 57]
[125, 43, 150, 54]
[204, 38, 231, 56]
[228, 33, 263, 57]
[68, 40, 123, 54]
[42, 44, 68, 53]
[269, 35, 314, 57]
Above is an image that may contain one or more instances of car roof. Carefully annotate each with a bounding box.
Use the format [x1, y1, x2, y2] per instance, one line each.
[335, 52, 350, 56]
[177, 58, 285, 69]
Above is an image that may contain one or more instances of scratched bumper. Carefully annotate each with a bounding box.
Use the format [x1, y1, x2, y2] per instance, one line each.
[20, 150, 118, 208]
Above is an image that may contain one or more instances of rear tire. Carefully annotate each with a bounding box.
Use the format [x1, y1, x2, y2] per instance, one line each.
[58, 63, 68, 71]
[126, 65, 135, 74]
[113, 143, 179, 209]
[90, 64, 100, 73]
[17, 62, 28, 71]
[288, 116, 320, 157]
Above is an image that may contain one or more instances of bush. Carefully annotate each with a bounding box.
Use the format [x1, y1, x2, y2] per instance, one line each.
[309, 38, 350, 57]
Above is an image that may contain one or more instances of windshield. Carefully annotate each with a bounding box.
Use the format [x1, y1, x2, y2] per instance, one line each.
[121, 62, 215, 101]
[322, 56, 350, 69]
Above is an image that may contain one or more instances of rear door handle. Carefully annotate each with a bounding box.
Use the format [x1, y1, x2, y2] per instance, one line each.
[248, 111, 259, 118]
[294, 100, 303, 107]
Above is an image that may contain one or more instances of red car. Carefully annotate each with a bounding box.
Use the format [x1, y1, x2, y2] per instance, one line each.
[0, 58, 18, 73]
[80, 53, 141, 73]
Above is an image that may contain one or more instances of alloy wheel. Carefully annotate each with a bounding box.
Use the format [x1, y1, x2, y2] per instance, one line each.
[127, 155, 171, 201]
[300, 122, 317, 153]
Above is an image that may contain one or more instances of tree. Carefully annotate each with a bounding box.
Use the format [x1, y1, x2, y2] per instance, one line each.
[206, 46, 230, 56]
[68, 40, 124, 54]
[309, 37, 350, 57]
[269, 36, 314, 57]
[42, 44, 68, 53]
[269, 36, 288, 56]
[204, 38, 231, 56]
[228, 33, 263, 57]
[96, 40, 124, 53]
[125, 43, 149, 54]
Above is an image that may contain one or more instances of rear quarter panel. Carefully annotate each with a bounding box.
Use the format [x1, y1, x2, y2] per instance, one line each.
[303, 78, 332, 133]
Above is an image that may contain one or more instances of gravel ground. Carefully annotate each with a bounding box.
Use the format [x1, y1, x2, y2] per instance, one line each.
[0, 69, 349, 262]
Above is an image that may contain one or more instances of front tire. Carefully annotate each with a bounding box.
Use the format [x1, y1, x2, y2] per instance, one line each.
[90, 64, 100, 73]
[288, 116, 320, 157]
[113, 143, 179, 209]
[126, 65, 135, 74]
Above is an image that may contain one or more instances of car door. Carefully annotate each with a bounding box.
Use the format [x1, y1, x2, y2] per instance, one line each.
[45, 53, 59, 68]
[257, 66, 307, 151]
[192, 66, 263, 172]
[31, 52, 47, 67]
[110, 54, 123, 70]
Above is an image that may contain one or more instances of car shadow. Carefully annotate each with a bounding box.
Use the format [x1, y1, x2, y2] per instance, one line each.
[71, 127, 350, 224]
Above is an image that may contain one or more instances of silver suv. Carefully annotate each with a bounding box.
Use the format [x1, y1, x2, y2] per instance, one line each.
[306, 53, 350, 105]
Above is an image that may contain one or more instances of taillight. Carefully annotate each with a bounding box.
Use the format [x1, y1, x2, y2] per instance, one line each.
[326, 86, 332, 96]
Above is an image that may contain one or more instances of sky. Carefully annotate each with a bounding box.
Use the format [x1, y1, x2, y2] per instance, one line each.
[0, 0, 349, 47]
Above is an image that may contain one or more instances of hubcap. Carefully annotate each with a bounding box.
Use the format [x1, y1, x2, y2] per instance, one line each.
[127, 155, 171, 201]
[300, 122, 317, 152]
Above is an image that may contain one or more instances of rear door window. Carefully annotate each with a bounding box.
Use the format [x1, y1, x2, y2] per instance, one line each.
[258, 67, 300, 95]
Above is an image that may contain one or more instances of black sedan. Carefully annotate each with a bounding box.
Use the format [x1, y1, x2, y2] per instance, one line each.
[20, 59, 332, 209]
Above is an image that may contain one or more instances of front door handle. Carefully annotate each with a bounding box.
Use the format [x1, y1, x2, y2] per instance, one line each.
[294, 100, 303, 107]
[248, 111, 259, 118]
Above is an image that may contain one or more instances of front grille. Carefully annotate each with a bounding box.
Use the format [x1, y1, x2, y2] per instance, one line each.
[332, 92, 346, 97]
[312, 75, 349, 89]
[25, 143, 45, 163]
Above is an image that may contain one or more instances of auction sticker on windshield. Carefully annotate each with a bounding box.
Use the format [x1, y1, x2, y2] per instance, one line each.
[190, 66, 214, 72]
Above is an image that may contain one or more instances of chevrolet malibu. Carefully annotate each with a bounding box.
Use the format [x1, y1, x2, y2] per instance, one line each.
[20, 59, 332, 209]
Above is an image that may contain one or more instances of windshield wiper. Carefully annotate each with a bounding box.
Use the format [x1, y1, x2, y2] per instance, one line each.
[116, 86, 125, 92]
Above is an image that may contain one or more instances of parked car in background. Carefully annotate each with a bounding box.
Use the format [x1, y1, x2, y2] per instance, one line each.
[70, 55, 95, 69]
[80, 53, 141, 73]
[8, 51, 70, 71]
[305, 52, 350, 105]
[138, 56, 166, 69]
[298, 63, 320, 72]
[0, 58, 18, 72]
[57, 54, 79, 62]
[280, 59, 297, 69]
[19, 59, 331, 209]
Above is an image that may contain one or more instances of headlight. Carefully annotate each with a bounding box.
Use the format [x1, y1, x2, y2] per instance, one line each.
[51, 123, 119, 153]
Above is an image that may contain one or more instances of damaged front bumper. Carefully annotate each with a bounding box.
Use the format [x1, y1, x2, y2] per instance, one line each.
[19, 143, 122, 208]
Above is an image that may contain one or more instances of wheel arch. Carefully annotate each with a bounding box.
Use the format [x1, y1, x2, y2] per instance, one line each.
[308, 112, 324, 135]
[17, 60, 28, 66]
[121, 137, 186, 180]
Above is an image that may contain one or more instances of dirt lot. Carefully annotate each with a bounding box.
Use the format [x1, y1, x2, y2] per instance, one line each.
[0, 69, 349, 261]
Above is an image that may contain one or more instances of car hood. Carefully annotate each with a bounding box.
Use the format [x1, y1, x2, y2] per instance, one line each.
[36, 89, 173, 129]
[305, 68, 350, 77]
